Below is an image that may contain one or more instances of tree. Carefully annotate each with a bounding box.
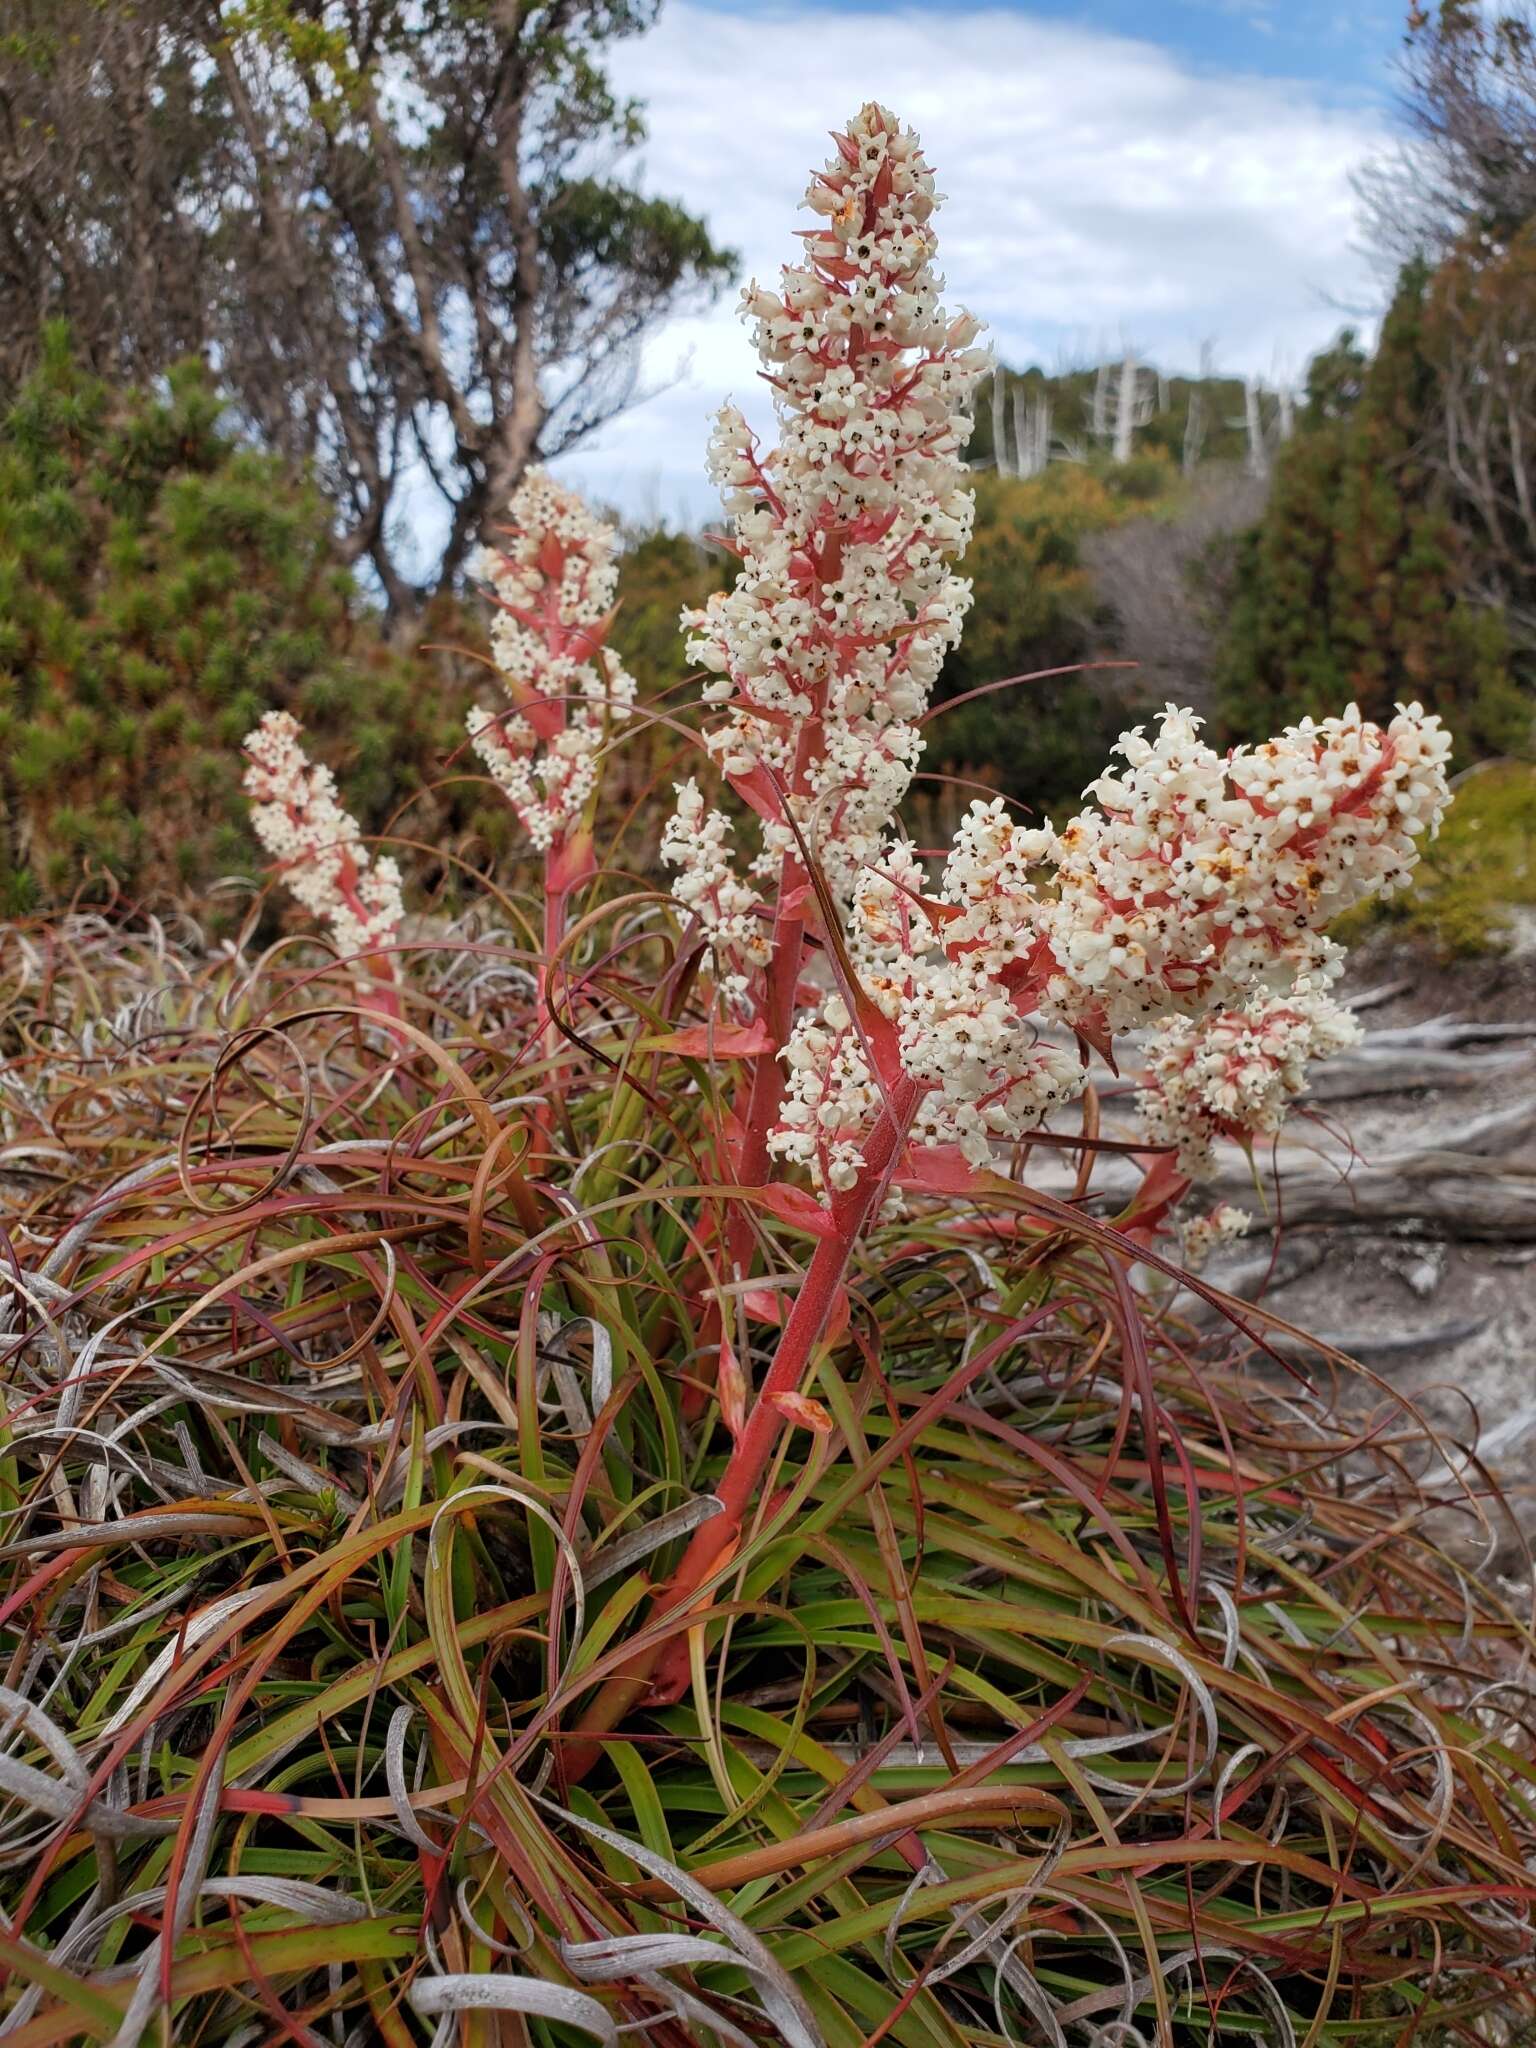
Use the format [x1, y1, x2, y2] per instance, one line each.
[1348, 4, 1536, 665]
[1216, 269, 1527, 760]
[1421, 220, 1536, 647]
[1356, 1, 1536, 268]
[0, 330, 507, 913]
[1301, 328, 1370, 426]
[1090, 351, 1156, 466]
[0, 2, 734, 617]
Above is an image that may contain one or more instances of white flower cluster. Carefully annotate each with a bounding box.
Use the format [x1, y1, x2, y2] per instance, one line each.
[676, 102, 988, 905]
[1043, 701, 1452, 1032]
[660, 781, 773, 1007]
[1135, 984, 1363, 1178]
[769, 691, 1448, 1201]
[1182, 1204, 1254, 1270]
[243, 712, 403, 961]
[771, 837, 1084, 1192]
[468, 467, 636, 854]
[657, 100, 1454, 1212]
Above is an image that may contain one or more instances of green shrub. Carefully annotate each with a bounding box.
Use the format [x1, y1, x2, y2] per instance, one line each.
[924, 466, 1156, 821]
[1216, 268, 1533, 763]
[0, 329, 512, 914]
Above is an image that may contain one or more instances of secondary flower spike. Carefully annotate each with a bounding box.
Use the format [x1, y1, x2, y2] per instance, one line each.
[469, 467, 636, 866]
[660, 780, 773, 1008]
[676, 101, 989, 913]
[1042, 702, 1452, 1032]
[243, 711, 404, 963]
[770, 702, 1450, 1201]
[1136, 983, 1363, 1178]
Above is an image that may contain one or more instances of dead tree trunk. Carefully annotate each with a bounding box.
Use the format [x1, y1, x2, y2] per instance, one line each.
[1183, 340, 1214, 477]
[1244, 379, 1270, 480]
[991, 363, 1011, 476]
[1114, 350, 1139, 465]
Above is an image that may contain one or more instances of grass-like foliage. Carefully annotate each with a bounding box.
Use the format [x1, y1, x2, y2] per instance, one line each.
[0, 96, 1533, 2048]
[0, 911, 1532, 2045]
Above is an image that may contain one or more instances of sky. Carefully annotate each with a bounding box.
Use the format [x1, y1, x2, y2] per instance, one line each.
[554, 0, 1413, 526]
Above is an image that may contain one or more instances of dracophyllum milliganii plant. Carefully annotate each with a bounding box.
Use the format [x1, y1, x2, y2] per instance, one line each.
[573, 102, 1452, 1735]
[242, 103, 1450, 1750]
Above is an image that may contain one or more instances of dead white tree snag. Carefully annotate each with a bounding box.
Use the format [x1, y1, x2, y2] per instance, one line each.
[991, 362, 1012, 476]
[1204, 1097, 1536, 1241]
[1244, 378, 1270, 480]
[1092, 360, 1111, 442]
[1011, 383, 1037, 478]
[1183, 339, 1214, 477]
[1091, 350, 1156, 465]
[1114, 350, 1143, 464]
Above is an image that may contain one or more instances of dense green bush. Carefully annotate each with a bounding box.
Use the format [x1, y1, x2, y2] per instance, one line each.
[1215, 266, 1531, 762]
[0, 329, 516, 914]
[0, 336, 748, 914]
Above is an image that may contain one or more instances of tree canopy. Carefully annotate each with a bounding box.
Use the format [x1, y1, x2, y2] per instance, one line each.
[0, 1, 735, 614]
[1215, 265, 1526, 759]
[1357, 1, 1536, 266]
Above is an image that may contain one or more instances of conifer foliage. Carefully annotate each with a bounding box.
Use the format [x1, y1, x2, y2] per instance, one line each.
[0, 330, 497, 914]
[1217, 264, 1529, 758]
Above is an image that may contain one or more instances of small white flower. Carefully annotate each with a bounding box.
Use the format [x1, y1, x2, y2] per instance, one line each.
[1183, 1205, 1253, 1269]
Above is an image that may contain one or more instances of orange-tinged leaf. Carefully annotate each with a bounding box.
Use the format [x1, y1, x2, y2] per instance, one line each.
[537, 531, 566, 581]
[654, 1020, 772, 1058]
[742, 1286, 785, 1325]
[726, 758, 786, 825]
[753, 1182, 838, 1238]
[895, 1144, 982, 1197]
[769, 1391, 834, 1434]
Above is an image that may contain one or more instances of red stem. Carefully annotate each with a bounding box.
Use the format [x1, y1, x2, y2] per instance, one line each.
[725, 716, 820, 1256]
[360, 957, 403, 1023]
[681, 880, 803, 1429]
[566, 1074, 921, 1769]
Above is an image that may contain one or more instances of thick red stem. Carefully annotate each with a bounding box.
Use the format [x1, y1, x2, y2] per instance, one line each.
[565, 1076, 921, 1772]
[725, 715, 819, 1250]
[681, 880, 804, 1428]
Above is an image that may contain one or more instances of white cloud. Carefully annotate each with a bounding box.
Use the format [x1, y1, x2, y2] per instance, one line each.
[556, 0, 1390, 523]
